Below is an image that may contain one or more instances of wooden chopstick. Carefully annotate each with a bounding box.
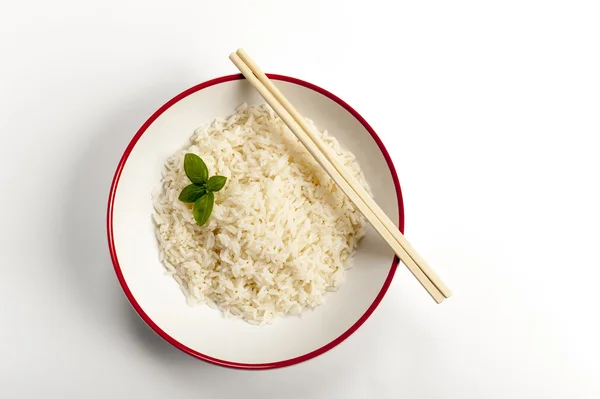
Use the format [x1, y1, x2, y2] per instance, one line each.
[229, 50, 450, 303]
[235, 49, 451, 300]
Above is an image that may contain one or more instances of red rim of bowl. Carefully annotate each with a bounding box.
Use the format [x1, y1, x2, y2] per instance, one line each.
[107, 73, 404, 370]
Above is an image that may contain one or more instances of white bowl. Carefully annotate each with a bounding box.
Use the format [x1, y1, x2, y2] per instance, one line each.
[107, 74, 404, 369]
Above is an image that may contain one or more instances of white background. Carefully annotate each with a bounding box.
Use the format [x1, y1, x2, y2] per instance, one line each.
[1, 0, 599, 398]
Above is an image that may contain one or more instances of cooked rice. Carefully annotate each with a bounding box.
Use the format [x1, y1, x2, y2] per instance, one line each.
[152, 103, 370, 324]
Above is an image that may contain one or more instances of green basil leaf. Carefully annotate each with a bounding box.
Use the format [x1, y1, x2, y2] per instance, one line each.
[193, 191, 214, 226]
[178, 184, 206, 203]
[206, 175, 227, 192]
[184, 153, 208, 184]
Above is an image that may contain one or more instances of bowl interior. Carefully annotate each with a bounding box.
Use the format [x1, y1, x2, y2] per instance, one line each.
[109, 75, 402, 367]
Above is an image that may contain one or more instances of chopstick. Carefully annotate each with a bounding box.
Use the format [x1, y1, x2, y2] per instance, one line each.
[230, 49, 451, 303]
[236, 49, 452, 300]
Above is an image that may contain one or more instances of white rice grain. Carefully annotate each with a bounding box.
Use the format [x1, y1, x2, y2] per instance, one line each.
[152, 103, 370, 324]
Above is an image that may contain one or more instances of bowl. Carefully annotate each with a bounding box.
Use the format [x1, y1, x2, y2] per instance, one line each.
[107, 74, 404, 369]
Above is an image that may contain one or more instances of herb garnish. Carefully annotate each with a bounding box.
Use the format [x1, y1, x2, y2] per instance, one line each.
[178, 153, 226, 226]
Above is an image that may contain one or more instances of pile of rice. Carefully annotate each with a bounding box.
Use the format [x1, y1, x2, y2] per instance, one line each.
[152, 103, 370, 324]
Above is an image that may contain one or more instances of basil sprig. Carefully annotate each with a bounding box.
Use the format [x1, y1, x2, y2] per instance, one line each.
[178, 153, 227, 226]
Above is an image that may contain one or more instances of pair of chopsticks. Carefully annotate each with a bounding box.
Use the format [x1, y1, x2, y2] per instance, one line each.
[229, 49, 451, 303]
